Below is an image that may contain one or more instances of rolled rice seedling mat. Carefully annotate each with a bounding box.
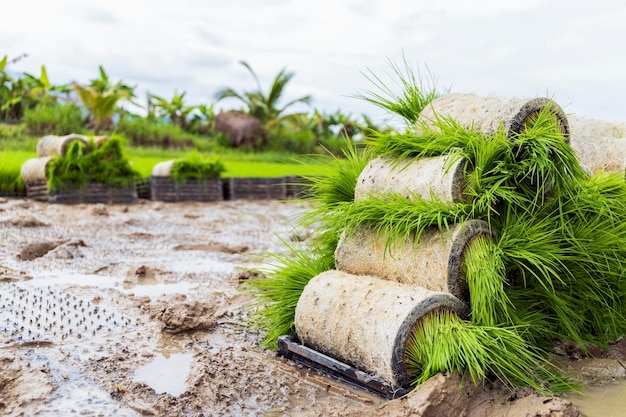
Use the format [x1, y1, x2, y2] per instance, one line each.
[36, 134, 90, 157]
[569, 135, 626, 174]
[223, 177, 287, 200]
[354, 155, 468, 203]
[294, 270, 469, 388]
[416, 93, 570, 142]
[20, 156, 53, 185]
[48, 182, 138, 205]
[93, 135, 109, 148]
[151, 160, 176, 177]
[568, 115, 626, 138]
[334, 220, 493, 302]
[150, 176, 224, 202]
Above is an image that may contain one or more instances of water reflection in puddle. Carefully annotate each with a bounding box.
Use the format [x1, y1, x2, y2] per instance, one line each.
[569, 380, 626, 417]
[134, 353, 193, 397]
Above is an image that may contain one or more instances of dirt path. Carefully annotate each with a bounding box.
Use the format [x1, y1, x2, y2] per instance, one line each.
[0, 198, 623, 416]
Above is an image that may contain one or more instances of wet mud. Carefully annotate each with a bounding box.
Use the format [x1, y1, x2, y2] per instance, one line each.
[0, 198, 624, 416]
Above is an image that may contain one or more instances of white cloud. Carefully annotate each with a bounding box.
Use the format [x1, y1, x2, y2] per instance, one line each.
[2, 0, 626, 124]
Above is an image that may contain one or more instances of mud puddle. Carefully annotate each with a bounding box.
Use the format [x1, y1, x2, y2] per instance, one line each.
[0, 199, 624, 416]
[134, 352, 193, 396]
[568, 380, 626, 417]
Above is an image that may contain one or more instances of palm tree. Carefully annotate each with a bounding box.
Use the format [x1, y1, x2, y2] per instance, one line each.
[72, 66, 136, 134]
[214, 61, 311, 128]
[149, 90, 196, 129]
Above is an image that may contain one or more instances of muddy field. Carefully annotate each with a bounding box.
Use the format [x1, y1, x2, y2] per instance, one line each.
[0, 197, 625, 416]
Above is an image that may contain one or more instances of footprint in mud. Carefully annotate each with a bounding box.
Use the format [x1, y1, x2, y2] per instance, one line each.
[1, 214, 49, 227]
[17, 239, 88, 261]
[144, 299, 222, 334]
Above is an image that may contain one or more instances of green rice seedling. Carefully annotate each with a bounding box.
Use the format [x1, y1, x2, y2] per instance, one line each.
[0, 151, 28, 193]
[170, 151, 226, 182]
[335, 192, 473, 249]
[47, 135, 140, 190]
[462, 235, 511, 327]
[355, 54, 442, 125]
[244, 243, 335, 349]
[405, 310, 576, 394]
[0, 168, 23, 193]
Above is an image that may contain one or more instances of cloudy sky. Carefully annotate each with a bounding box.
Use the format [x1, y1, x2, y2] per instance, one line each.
[2, 0, 626, 126]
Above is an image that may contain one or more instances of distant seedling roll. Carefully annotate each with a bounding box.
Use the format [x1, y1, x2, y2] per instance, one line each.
[36, 134, 90, 157]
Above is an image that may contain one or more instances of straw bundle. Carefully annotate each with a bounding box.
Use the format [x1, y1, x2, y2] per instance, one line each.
[355, 155, 468, 203]
[416, 93, 570, 141]
[36, 134, 90, 157]
[294, 270, 468, 387]
[334, 220, 493, 301]
[20, 157, 53, 185]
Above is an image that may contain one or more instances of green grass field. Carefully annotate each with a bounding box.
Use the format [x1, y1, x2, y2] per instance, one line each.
[126, 148, 333, 178]
[0, 146, 333, 192]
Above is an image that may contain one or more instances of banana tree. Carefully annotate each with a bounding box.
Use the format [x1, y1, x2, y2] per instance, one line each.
[72, 66, 136, 134]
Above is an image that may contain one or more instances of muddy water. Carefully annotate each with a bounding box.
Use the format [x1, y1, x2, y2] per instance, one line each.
[569, 381, 626, 417]
[0, 198, 624, 416]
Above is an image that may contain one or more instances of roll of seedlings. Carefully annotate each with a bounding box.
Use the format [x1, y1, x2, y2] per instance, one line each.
[416, 93, 570, 143]
[294, 269, 469, 388]
[20, 157, 54, 185]
[568, 115, 626, 138]
[295, 270, 569, 392]
[354, 155, 468, 203]
[334, 220, 492, 303]
[569, 135, 626, 175]
[36, 134, 90, 157]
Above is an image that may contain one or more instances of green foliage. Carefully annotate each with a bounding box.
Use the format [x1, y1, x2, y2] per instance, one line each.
[0, 150, 32, 193]
[244, 243, 335, 350]
[0, 122, 26, 140]
[171, 152, 226, 182]
[72, 66, 136, 134]
[462, 235, 511, 327]
[116, 117, 196, 148]
[47, 135, 139, 190]
[23, 102, 83, 136]
[356, 55, 442, 125]
[0, 165, 25, 194]
[405, 310, 575, 394]
[215, 60, 311, 129]
[248, 93, 626, 394]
